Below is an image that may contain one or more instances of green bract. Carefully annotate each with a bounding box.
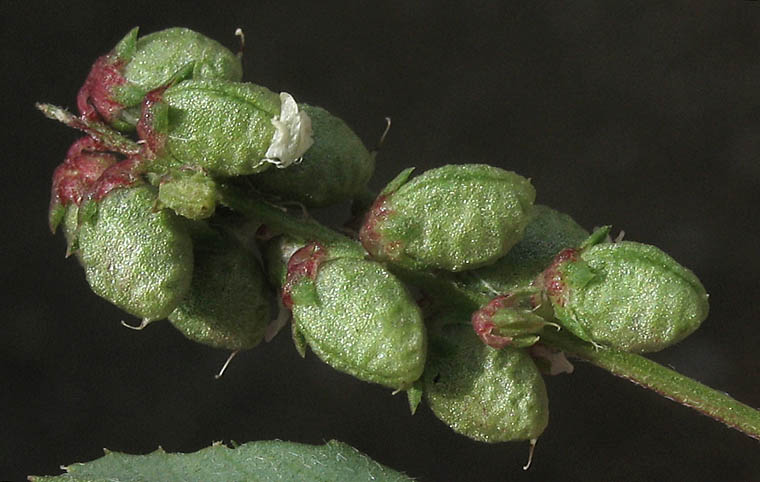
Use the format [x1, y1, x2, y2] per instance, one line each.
[541, 228, 710, 353]
[249, 104, 374, 207]
[60, 205, 81, 254]
[76, 185, 194, 321]
[78, 27, 242, 130]
[423, 318, 549, 442]
[457, 205, 589, 296]
[137, 80, 313, 177]
[169, 230, 271, 351]
[285, 243, 427, 390]
[360, 164, 535, 272]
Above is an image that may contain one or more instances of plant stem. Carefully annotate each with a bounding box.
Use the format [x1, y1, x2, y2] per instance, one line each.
[218, 184, 363, 255]
[36, 103, 141, 155]
[540, 329, 760, 440]
[221, 187, 760, 441]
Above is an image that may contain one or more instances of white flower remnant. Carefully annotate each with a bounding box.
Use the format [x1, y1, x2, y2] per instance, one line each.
[264, 92, 314, 168]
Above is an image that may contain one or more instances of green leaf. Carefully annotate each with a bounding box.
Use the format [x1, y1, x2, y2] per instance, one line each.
[29, 440, 414, 482]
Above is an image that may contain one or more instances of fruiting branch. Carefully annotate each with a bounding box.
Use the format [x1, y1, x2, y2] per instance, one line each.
[221, 196, 760, 441]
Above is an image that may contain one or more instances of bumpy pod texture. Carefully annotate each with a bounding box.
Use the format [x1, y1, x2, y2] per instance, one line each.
[76, 185, 194, 320]
[78, 27, 242, 129]
[545, 235, 709, 353]
[457, 204, 589, 296]
[169, 231, 271, 351]
[424, 320, 548, 442]
[288, 249, 427, 390]
[138, 80, 312, 176]
[360, 164, 535, 272]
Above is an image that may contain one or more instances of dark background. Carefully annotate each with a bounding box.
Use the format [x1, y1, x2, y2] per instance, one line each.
[3, 1, 760, 480]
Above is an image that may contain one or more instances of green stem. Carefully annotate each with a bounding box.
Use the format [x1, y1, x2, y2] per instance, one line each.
[540, 329, 760, 440]
[220, 186, 760, 441]
[218, 184, 363, 254]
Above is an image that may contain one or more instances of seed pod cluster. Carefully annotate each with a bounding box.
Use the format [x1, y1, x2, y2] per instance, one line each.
[42, 26, 712, 450]
[45, 26, 377, 355]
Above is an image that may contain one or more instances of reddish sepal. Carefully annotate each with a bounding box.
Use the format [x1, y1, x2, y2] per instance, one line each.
[359, 195, 400, 260]
[50, 137, 118, 211]
[282, 242, 327, 309]
[538, 248, 579, 307]
[136, 87, 169, 157]
[86, 156, 145, 202]
[471, 294, 517, 349]
[77, 55, 127, 124]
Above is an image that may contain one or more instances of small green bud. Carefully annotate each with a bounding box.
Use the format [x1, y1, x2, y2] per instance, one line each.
[471, 293, 557, 349]
[457, 205, 589, 296]
[424, 318, 549, 443]
[248, 104, 374, 207]
[539, 228, 710, 353]
[360, 164, 535, 272]
[76, 184, 194, 321]
[78, 27, 242, 130]
[137, 80, 313, 177]
[157, 169, 219, 220]
[168, 229, 271, 351]
[283, 242, 427, 390]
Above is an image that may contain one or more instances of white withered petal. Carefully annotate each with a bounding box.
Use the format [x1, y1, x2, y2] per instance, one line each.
[265, 92, 314, 168]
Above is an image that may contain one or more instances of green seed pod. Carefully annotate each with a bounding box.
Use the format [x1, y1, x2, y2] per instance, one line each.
[539, 228, 710, 353]
[360, 164, 535, 272]
[137, 80, 313, 177]
[76, 184, 194, 321]
[283, 242, 426, 390]
[248, 104, 374, 207]
[157, 169, 219, 220]
[424, 318, 549, 442]
[78, 27, 242, 130]
[457, 204, 589, 296]
[168, 229, 271, 351]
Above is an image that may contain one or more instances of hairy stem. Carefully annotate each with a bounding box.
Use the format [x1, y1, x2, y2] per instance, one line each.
[540, 329, 760, 440]
[36, 103, 141, 155]
[221, 187, 760, 441]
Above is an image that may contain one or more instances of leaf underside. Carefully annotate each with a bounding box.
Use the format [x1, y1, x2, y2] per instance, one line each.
[30, 439, 414, 482]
